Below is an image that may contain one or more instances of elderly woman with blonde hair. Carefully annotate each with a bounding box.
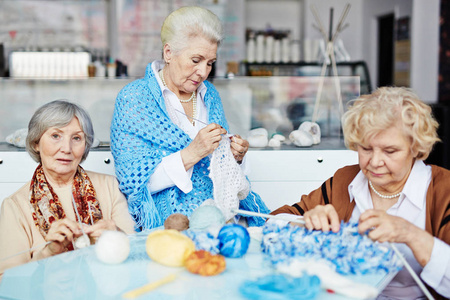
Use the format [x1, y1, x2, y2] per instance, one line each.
[0, 100, 135, 280]
[271, 87, 450, 299]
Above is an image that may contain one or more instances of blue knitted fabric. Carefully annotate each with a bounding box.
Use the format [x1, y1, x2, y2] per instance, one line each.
[110, 62, 269, 230]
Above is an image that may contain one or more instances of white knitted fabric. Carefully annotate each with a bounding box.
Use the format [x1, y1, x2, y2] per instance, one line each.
[209, 135, 250, 221]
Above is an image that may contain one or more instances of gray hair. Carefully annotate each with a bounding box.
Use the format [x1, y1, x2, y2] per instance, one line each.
[161, 6, 223, 55]
[26, 100, 94, 163]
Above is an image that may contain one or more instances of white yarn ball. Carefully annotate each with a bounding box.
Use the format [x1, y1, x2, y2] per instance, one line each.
[268, 138, 281, 148]
[95, 230, 130, 264]
[74, 234, 90, 249]
[272, 134, 286, 142]
[289, 130, 314, 147]
[248, 127, 268, 137]
[299, 121, 321, 144]
[248, 135, 269, 148]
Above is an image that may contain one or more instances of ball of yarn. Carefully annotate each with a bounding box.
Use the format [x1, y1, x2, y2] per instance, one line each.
[185, 250, 226, 276]
[217, 224, 250, 258]
[164, 213, 189, 231]
[146, 229, 195, 267]
[95, 231, 130, 264]
[189, 205, 226, 231]
[74, 234, 90, 249]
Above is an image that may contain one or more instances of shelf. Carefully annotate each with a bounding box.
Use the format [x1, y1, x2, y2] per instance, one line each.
[243, 60, 372, 94]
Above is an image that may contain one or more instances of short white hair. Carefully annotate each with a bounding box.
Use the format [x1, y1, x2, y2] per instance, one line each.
[161, 6, 223, 55]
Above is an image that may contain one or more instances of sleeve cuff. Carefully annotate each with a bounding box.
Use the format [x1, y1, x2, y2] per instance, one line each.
[148, 152, 193, 194]
[421, 237, 450, 289]
[162, 152, 193, 193]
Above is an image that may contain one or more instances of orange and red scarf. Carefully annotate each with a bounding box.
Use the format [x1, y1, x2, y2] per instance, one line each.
[29, 164, 103, 240]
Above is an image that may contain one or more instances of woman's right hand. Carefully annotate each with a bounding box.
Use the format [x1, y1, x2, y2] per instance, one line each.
[44, 219, 81, 255]
[181, 123, 227, 169]
[303, 204, 340, 233]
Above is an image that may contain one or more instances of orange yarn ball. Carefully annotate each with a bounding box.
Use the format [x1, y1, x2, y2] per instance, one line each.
[185, 250, 226, 276]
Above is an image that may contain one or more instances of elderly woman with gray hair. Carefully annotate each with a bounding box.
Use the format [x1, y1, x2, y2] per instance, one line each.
[111, 6, 269, 230]
[0, 100, 135, 279]
[271, 87, 450, 299]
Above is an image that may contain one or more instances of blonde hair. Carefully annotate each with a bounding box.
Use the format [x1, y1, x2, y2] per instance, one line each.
[342, 87, 440, 160]
[161, 6, 223, 55]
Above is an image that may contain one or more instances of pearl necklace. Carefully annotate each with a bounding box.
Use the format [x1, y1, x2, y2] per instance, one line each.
[369, 180, 401, 199]
[159, 69, 196, 103]
[159, 69, 197, 124]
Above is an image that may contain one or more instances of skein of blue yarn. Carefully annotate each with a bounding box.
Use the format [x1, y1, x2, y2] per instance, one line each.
[217, 224, 250, 258]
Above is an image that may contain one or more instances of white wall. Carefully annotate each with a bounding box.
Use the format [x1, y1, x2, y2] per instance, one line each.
[360, 0, 439, 102]
[303, 0, 363, 60]
[410, 0, 440, 102]
[246, 0, 302, 41]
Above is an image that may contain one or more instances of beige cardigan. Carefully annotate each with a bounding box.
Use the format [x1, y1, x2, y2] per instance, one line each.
[0, 170, 136, 279]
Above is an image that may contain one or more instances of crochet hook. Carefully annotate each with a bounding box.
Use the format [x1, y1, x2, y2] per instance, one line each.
[174, 108, 209, 126]
[232, 209, 305, 225]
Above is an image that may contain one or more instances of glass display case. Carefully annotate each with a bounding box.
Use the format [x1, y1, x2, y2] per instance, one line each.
[0, 75, 360, 147]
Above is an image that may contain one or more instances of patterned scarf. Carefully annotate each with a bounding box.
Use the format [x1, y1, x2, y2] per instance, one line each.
[29, 164, 103, 239]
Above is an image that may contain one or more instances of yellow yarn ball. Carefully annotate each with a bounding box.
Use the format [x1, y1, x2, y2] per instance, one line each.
[146, 229, 195, 267]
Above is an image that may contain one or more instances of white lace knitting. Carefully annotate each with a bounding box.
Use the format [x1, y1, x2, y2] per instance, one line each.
[209, 136, 250, 221]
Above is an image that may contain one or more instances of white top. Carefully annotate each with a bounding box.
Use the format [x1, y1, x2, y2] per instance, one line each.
[147, 60, 248, 194]
[348, 159, 450, 298]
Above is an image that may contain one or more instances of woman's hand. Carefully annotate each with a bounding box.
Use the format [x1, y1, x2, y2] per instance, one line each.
[230, 134, 249, 163]
[181, 123, 227, 169]
[45, 219, 82, 255]
[358, 209, 434, 266]
[303, 204, 340, 233]
[83, 219, 119, 239]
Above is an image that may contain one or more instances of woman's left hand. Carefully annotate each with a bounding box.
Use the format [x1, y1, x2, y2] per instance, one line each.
[358, 209, 418, 244]
[230, 135, 249, 162]
[358, 209, 434, 266]
[83, 219, 118, 239]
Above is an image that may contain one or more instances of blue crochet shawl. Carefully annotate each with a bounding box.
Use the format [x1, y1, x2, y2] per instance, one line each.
[110, 62, 269, 230]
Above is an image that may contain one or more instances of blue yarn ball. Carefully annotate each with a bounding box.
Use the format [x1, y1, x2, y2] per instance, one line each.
[189, 205, 226, 230]
[217, 224, 250, 258]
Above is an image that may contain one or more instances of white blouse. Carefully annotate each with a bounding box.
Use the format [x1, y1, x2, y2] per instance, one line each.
[147, 60, 248, 194]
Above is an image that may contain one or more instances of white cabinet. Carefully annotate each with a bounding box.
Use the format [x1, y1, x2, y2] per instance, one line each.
[246, 149, 358, 210]
[0, 148, 358, 211]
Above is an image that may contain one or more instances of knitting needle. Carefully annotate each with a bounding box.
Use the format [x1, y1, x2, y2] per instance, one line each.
[357, 203, 434, 300]
[232, 209, 305, 225]
[122, 273, 177, 299]
[0, 241, 52, 262]
[389, 243, 435, 300]
[71, 194, 90, 247]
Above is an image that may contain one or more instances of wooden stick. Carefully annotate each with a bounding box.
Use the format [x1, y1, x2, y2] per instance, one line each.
[122, 273, 177, 299]
[233, 209, 305, 224]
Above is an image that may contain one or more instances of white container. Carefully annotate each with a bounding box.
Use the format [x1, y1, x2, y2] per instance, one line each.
[246, 38, 256, 63]
[264, 35, 274, 63]
[255, 34, 265, 63]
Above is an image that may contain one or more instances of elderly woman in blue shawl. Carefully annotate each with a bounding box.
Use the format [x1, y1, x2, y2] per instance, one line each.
[110, 6, 269, 230]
